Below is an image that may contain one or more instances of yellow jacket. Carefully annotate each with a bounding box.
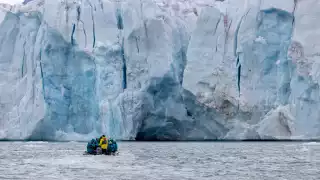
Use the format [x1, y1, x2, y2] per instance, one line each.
[99, 137, 108, 150]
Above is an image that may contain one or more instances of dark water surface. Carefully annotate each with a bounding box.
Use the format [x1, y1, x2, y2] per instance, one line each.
[0, 142, 319, 180]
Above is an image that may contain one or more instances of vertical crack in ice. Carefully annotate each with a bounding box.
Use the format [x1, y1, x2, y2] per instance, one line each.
[213, 15, 221, 35]
[98, 0, 104, 11]
[121, 38, 127, 90]
[79, 20, 87, 48]
[292, 0, 297, 29]
[215, 36, 219, 52]
[135, 36, 140, 53]
[115, 7, 127, 90]
[143, 20, 148, 40]
[236, 55, 241, 96]
[223, 15, 232, 57]
[38, 49, 45, 99]
[64, 1, 70, 36]
[234, 9, 250, 101]
[21, 40, 26, 77]
[31, 14, 42, 104]
[76, 5, 81, 26]
[87, 0, 96, 48]
[116, 9, 124, 30]
[139, 0, 149, 47]
[71, 23, 76, 45]
[138, 0, 150, 64]
[233, 9, 250, 57]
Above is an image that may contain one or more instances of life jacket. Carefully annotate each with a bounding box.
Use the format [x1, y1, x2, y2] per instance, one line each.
[99, 137, 108, 150]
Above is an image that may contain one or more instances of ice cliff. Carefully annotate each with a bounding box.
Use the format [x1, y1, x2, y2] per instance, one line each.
[0, 0, 320, 141]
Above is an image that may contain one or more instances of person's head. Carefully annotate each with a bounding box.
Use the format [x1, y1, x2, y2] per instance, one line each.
[102, 135, 105, 138]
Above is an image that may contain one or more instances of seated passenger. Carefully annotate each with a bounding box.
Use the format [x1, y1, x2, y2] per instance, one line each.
[99, 135, 108, 155]
[107, 138, 118, 154]
[86, 138, 99, 155]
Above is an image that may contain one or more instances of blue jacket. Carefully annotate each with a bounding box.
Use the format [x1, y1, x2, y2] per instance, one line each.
[107, 139, 118, 153]
[87, 139, 99, 154]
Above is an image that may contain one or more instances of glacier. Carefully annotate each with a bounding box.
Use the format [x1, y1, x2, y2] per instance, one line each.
[0, 0, 320, 141]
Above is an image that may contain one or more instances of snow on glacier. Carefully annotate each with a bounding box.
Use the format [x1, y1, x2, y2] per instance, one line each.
[0, 0, 320, 140]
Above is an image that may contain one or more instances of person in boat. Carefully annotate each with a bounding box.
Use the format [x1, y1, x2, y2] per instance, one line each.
[86, 138, 99, 155]
[107, 138, 118, 154]
[99, 135, 108, 155]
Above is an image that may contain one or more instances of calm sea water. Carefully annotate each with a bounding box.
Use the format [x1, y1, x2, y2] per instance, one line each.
[0, 141, 319, 180]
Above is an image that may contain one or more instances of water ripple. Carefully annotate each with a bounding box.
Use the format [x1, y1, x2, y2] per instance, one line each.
[0, 142, 319, 180]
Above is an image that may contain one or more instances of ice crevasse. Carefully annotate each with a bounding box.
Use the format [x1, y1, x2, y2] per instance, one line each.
[0, 0, 320, 141]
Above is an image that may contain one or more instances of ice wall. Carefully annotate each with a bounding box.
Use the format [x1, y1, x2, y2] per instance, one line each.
[184, 0, 320, 139]
[0, 11, 45, 139]
[288, 0, 320, 138]
[0, 0, 224, 141]
[0, 0, 320, 141]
